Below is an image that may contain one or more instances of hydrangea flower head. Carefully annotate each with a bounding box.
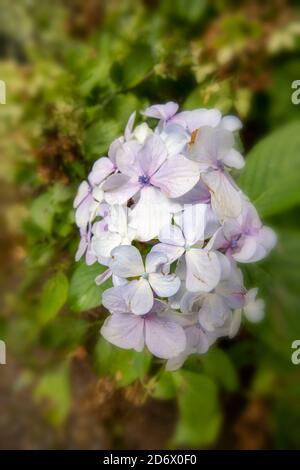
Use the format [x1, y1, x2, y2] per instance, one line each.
[74, 102, 276, 369]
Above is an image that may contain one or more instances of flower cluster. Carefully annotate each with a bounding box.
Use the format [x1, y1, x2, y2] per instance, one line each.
[74, 102, 276, 369]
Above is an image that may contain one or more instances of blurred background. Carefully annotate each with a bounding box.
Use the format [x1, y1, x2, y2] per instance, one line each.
[1, 0, 300, 450]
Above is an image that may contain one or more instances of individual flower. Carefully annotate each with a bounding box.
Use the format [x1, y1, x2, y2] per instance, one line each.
[153, 204, 221, 292]
[103, 134, 200, 205]
[188, 117, 244, 219]
[109, 245, 181, 315]
[91, 205, 136, 265]
[207, 200, 277, 262]
[101, 286, 186, 359]
[180, 262, 245, 333]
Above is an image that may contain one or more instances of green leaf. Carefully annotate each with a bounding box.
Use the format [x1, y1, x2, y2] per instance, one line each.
[239, 121, 300, 217]
[30, 192, 55, 233]
[69, 262, 111, 312]
[93, 338, 151, 386]
[110, 44, 154, 90]
[41, 316, 88, 351]
[37, 272, 69, 325]
[173, 371, 222, 447]
[83, 119, 121, 160]
[201, 348, 239, 392]
[151, 371, 177, 400]
[34, 362, 71, 427]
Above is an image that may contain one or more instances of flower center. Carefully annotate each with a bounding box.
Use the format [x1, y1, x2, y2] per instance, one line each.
[230, 236, 240, 250]
[138, 175, 151, 186]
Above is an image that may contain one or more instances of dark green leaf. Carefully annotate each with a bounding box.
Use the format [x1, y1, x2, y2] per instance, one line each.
[37, 272, 69, 325]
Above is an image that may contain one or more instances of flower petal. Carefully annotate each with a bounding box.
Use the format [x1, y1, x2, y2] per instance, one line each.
[74, 181, 90, 208]
[142, 102, 179, 121]
[149, 272, 180, 298]
[102, 286, 129, 314]
[202, 171, 242, 219]
[129, 186, 174, 241]
[159, 224, 185, 247]
[110, 245, 144, 278]
[101, 313, 145, 352]
[136, 134, 167, 176]
[185, 248, 221, 292]
[92, 232, 122, 260]
[222, 148, 245, 169]
[171, 109, 221, 132]
[145, 251, 168, 274]
[151, 155, 200, 198]
[127, 278, 154, 315]
[103, 174, 140, 205]
[88, 157, 114, 186]
[144, 314, 186, 359]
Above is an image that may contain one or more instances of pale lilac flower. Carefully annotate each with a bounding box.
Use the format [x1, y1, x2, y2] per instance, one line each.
[109, 245, 180, 315]
[189, 120, 244, 218]
[142, 101, 179, 121]
[103, 134, 200, 204]
[91, 205, 135, 264]
[74, 182, 105, 228]
[207, 201, 277, 262]
[101, 286, 186, 359]
[166, 324, 213, 371]
[75, 225, 96, 265]
[143, 102, 222, 133]
[180, 262, 245, 332]
[153, 204, 221, 293]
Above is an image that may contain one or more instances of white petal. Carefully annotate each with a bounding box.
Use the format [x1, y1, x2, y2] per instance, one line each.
[142, 102, 179, 120]
[221, 115, 243, 132]
[75, 194, 93, 228]
[88, 157, 114, 186]
[158, 224, 185, 247]
[159, 123, 189, 157]
[202, 171, 242, 219]
[222, 148, 245, 169]
[178, 203, 207, 246]
[74, 181, 90, 208]
[92, 232, 122, 259]
[149, 273, 181, 298]
[151, 243, 185, 266]
[124, 111, 136, 140]
[127, 278, 154, 315]
[129, 186, 173, 241]
[185, 248, 221, 292]
[171, 109, 222, 132]
[132, 122, 153, 143]
[232, 236, 258, 263]
[110, 245, 144, 278]
[145, 251, 168, 273]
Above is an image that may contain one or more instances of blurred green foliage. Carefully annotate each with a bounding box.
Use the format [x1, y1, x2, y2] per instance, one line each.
[1, 0, 300, 450]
